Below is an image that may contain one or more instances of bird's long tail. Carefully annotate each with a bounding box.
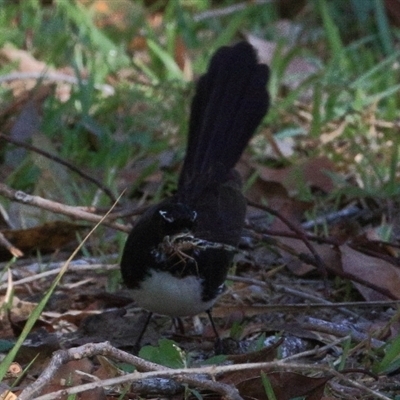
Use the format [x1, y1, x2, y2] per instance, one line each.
[178, 41, 270, 193]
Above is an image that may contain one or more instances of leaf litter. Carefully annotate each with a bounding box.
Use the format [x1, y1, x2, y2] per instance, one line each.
[1, 2, 400, 400]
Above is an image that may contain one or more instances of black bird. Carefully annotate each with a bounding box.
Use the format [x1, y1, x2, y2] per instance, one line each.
[120, 41, 270, 344]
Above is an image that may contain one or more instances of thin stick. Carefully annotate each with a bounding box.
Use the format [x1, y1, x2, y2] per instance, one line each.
[0, 263, 117, 290]
[247, 199, 328, 280]
[0, 71, 114, 96]
[245, 203, 398, 300]
[0, 133, 116, 203]
[0, 183, 129, 232]
[0, 231, 23, 257]
[18, 342, 242, 400]
[18, 342, 391, 400]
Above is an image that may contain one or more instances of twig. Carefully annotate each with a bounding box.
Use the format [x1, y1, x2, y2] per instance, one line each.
[105, 204, 149, 220]
[246, 216, 399, 300]
[301, 204, 361, 230]
[348, 240, 400, 267]
[228, 275, 360, 320]
[302, 317, 384, 348]
[17, 342, 392, 400]
[328, 369, 390, 400]
[247, 199, 328, 280]
[282, 335, 352, 361]
[0, 133, 117, 203]
[244, 222, 340, 246]
[17, 342, 242, 400]
[0, 71, 114, 96]
[0, 263, 117, 290]
[0, 183, 130, 233]
[0, 231, 23, 257]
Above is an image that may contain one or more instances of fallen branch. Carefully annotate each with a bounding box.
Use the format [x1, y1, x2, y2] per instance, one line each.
[17, 341, 391, 400]
[0, 183, 130, 233]
[17, 342, 241, 400]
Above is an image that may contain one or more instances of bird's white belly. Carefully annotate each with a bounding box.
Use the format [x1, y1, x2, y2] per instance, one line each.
[132, 270, 217, 317]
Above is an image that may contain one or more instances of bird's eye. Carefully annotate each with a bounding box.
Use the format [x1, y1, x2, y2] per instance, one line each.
[159, 210, 174, 223]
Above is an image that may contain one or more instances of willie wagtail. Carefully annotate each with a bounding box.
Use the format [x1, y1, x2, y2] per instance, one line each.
[120, 41, 270, 345]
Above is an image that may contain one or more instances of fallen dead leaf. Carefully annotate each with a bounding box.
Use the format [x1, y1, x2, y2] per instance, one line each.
[35, 358, 106, 400]
[0, 46, 47, 74]
[0, 221, 87, 261]
[222, 369, 330, 400]
[280, 237, 341, 277]
[0, 45, 74, 100]
[340, 245, 400, 301]
[255, 156, 336, 196]
[227, 340, 279, 364]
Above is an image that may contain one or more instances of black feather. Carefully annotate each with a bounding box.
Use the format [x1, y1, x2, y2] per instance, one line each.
[120, 42, 270, 323]
[178, 42, 269, 193]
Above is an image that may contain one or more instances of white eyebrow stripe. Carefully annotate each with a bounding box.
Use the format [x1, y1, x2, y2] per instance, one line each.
[159, 209, 174, 222]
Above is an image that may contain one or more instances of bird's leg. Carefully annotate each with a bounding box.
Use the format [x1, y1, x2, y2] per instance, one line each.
[133, 311, 153, 353]
[206, 308, 224, 354]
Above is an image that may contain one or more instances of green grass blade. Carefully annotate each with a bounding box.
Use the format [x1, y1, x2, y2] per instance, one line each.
[316, 0, 345, 68]
[375, 334, 400, 374]
[0, 198, 121, 381]
[374, 0, 394, 55]
[147, 39, 185, 81]
[261, 371, 277, 400]
[350, 50, 400, 89]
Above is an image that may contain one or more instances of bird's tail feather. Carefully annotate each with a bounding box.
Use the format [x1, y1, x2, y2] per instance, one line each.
[178, 41, 270, 192]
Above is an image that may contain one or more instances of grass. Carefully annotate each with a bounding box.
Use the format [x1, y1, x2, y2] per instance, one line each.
[1, 0, 397, 204]
[0, 0, 400, 397]
[0, 204, 118, 382]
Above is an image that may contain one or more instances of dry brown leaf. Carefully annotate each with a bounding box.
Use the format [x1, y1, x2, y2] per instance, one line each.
[0, 45, 74, 100]
[238, 158, 312, 229]
[222, 369, 329, 400]
[0, 46, 51, 97]
[0, 221, 87, 261]
[243, 372, 329, 400]
[227, 341, 278, 364]
[281, 238, 341, 277]
[241, 156, 335, 230]
[255, 157, 336, 195]
[39, 359, 103, 400]
[174, 35, 192, 80]
[0, 46, 47, 74]
[340, 245, 400, 301]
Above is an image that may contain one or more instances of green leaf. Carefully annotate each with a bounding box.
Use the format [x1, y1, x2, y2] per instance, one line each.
[374, 0, 394, 55]
[374, 334, 400, 374]
[139, 339, 186, 369]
